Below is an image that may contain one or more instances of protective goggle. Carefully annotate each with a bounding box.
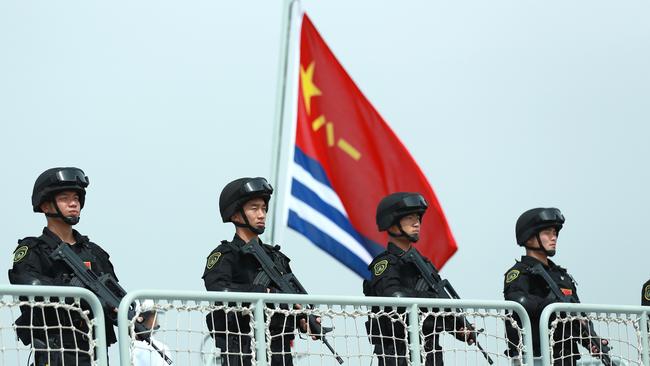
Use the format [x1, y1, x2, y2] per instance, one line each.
[395, 194, 428, 211]
[242, 178, 273, 195]
[53, 168, 89, 187]
[536, 208, 564, 223]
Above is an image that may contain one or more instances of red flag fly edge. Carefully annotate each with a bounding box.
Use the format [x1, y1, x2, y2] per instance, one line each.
[287, 14, 457, 278]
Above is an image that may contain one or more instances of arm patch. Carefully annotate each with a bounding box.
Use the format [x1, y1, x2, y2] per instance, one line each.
[373, 260, 389, 276]
[505, 269, 520, 283]
[13, 246, 29, 263]
[206, 252, 222, 270]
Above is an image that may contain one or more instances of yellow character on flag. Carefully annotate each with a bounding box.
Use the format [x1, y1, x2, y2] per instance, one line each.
[301, 61, 361, 161]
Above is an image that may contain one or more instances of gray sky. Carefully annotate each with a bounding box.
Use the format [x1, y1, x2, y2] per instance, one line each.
[1, 0, 648, 310]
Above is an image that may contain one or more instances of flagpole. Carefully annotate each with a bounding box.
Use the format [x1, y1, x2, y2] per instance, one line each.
[268, 0, 298, 244]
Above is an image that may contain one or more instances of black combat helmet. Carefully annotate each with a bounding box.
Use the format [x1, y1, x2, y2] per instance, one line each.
[32, 167, 89, 225]
[515, 207, 564, 247]
[376, 192, 428, 242]
[219, 177, 273, 234]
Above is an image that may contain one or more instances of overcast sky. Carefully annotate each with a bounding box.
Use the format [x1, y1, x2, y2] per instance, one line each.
[1, 0, 648, 311]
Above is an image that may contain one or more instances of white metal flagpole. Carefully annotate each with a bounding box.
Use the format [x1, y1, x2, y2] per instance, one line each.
[267, 0, 300, 244]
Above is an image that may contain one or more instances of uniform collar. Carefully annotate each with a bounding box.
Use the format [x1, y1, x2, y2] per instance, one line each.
[42, 227, 89, 248]
[387, 242, 410, 256]
[520, 255, 558, 269]
[232, 234, 262, 247]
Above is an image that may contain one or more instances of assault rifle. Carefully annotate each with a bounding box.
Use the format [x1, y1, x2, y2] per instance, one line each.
[402, 248, 494, 365]
[240, 239, 344, 364]
[50, 243, 173, 365]
[528, 263, 617, 366]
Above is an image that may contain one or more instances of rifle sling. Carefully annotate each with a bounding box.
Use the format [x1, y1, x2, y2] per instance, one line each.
[403, 249, 455, 299]
[241, 240, 303, 294]
[529, 263, 573, 303]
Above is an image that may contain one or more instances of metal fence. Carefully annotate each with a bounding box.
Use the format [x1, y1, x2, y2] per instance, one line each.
[0, 284, 108, 366]
[9, 284, 619, 365]
[540, 303, 650, 366]
[118, 290, 535, 366]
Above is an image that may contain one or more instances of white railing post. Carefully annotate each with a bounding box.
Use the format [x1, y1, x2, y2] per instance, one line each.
[539, 304, 553, 366]
[255, 298, 268, 366]
[641, 309, 649, 366]
[408, 303, 422, 366]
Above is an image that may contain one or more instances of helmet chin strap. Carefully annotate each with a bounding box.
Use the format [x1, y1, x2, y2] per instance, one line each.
[388, 223, 419, 243]
[525, 233, 555, 257]
[45, 198, 80, 225]
[234, 208, 265, 235]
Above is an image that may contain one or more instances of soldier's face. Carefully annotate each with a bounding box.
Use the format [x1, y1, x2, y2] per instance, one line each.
[528, 227, 558, 254]
[397, 213, 421, 236]
[239, 198, 267, 230]
[42, 190, 81, 218]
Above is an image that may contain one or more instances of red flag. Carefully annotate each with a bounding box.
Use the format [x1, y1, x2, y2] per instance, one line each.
[291, 14, 456, 272]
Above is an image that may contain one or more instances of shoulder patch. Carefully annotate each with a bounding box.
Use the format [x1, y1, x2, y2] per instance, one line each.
[644, 284, 650, 302]
[275, 249, 291, 263]
[505, 269, 520, 283]
[373, 259, 389, 276]
[17, 237, 41, 248]
[13, 246, 29, 263]
[206, 252, 222, 270]
[216, 241, 235, 253]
